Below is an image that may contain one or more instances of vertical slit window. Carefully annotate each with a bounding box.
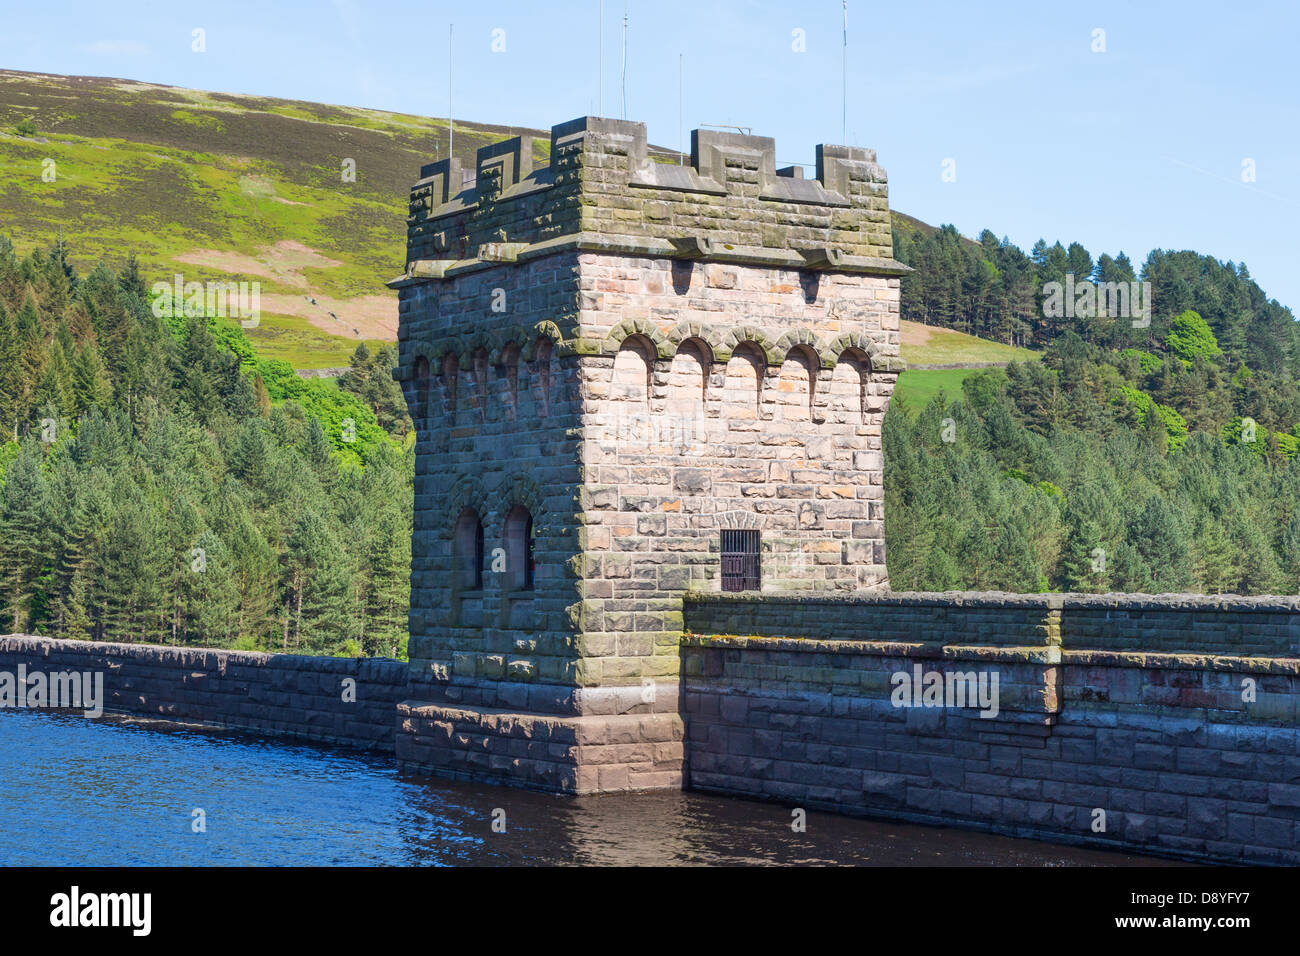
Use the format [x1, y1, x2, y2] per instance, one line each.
[524, 514, 535, 590]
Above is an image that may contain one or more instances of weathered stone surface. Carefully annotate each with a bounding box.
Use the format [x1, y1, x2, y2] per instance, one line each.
[678, 590, 1300, 865]
[0, 635, 406, 751]
[392, 116, 903, 792]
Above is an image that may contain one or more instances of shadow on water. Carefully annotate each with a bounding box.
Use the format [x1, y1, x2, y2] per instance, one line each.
[0, 710, 1187, 867]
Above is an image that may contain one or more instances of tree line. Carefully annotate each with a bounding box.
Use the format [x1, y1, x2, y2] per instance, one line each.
[889, 223, 1300, 595]
[886, 333, 1300, 595]
[3, 222, 1299, 658]
[893, 224, 1299, 378]
[0, 237, 413, 656]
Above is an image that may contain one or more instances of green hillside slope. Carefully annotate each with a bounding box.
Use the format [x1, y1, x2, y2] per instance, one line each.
[894, 319, 1040, 410]
[0, 69, 556, 368]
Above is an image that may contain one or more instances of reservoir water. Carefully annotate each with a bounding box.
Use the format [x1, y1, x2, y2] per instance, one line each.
[0, 709, 1180, 866]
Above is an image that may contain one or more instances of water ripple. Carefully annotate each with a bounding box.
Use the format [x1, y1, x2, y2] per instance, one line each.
[0, 710, 1182, 867]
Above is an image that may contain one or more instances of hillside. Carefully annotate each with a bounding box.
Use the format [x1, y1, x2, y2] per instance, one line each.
[894, 319, 1041, 410]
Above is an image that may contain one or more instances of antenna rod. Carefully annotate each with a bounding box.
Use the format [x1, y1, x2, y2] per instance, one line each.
[449, 23, 455, 160]
[678, 53, 683, 165]
[621, 1, 628, 120]
[599, 0, 604, 116]
[842, 0, 847, 143]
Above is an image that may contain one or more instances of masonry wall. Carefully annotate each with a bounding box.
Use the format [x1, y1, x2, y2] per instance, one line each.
[571, 254, 899, 688]
[685, 591, 1059, 645]
[398, 255, 587, 704]
[0, 635, 407, 751]
[681, 592, 1300, 864]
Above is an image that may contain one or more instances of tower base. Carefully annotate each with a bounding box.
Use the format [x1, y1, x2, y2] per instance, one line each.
[395, 681, 683, 794]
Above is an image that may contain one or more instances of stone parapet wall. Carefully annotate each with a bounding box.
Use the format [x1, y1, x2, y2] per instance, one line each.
[680, 590, 1300, 863]
[685, 590, 1300, 656]
[0, 635, 407, 752]
[1059, 594, 1300, 656]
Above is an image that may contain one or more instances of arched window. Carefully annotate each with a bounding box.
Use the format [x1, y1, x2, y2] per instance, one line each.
[454, 508, 484, 590]
[525, 513, 535, 590]
[440, 352, 459, 420]
[723, 343, 765, 422]
[413, 355, 431, 428]
[472, 347, 490, 422]
[612, 337, 653, 442]
[612, 337, 653, 405]
[666, 339, 708, 417]
[533, 337, 554, 417]
[775, 347, 816, 421]
[830, 349, 871, 424]
[500, 343, 521, 421]
[505, 506, 535, 591]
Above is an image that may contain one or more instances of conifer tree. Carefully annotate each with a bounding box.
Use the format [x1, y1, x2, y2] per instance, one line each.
[0, 442, 50, 632]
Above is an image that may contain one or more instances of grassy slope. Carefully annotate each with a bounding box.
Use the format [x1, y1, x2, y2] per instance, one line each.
[0, 70, 553, 367]
[893, 319, 1040, 412]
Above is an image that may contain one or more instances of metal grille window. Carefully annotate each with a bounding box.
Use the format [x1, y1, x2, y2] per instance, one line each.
[720, 530, 761, 592]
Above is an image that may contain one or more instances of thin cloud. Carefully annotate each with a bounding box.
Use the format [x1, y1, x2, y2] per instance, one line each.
[1166, 157, 1300, 210]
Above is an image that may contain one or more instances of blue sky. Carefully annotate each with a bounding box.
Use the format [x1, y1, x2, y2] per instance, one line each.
[6, 0, 1299, 308]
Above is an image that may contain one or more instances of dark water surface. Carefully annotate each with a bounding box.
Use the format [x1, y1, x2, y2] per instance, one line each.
[0, 709, 1183, 866]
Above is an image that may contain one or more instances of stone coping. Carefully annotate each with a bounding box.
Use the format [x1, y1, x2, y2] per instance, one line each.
[684, 590, 1300, 613]
[681, 633, 1061, 663]
[681, 633, 1300, 672]
[388, 233, 913, 289]
[1062, 648, 1300, 673]
[0, 634, 404, 671]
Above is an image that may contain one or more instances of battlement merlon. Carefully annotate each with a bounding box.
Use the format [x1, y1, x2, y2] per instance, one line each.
[389, 116, 910, 287]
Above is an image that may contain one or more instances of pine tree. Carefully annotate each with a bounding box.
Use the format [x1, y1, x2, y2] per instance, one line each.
[13, 296, 45, 433]
[71, 343, 112, 413]
[283, 508, 354, 653]
[0, 442, 50, 632]
[95, 477, 168, 642]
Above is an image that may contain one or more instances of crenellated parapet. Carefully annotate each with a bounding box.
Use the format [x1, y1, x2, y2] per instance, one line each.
[392, 116, 906, 286]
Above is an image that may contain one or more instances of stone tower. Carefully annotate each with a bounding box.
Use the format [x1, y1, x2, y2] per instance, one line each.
[390, 117, 907, 793]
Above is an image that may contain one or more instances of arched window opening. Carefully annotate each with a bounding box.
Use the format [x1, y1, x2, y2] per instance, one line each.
[440, 352, 459, 420]
[830, 349, 871, 424]
[775, 347, 815, 421]
[612, 337, 654, 442]
[525, 513, 535, 590]
[723, 344, 765, 422]
[500, 344, 521, 421]
[505, 506, 535, 591]
[612, 337, 653, 405]
[454, 508, 484, 590]
[534, 337, 554, 417]
[666, 339, 708, 418]
[472, 347, 490, 422]
[414, 356, 431, 428]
